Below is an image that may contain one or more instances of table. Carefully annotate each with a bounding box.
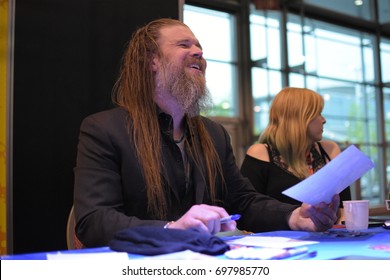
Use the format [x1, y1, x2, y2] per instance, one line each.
[243, 226, 390, 260]
[1, 226, 389, 260]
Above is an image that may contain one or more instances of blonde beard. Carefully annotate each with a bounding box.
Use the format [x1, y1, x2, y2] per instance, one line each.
[155, 61, 211, 117]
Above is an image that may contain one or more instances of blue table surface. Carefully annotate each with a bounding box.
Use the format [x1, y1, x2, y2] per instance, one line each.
[1, 226, 389, 260]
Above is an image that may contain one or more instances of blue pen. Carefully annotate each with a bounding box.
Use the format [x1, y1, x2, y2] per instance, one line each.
[220, 214, 241, 224]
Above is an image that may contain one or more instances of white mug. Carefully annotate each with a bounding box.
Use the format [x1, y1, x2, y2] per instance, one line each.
[343, 200, 369, 231]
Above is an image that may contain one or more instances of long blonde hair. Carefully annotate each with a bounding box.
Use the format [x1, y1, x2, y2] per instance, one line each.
[112, 18, 224, 219]
[260, 87, 324, 179]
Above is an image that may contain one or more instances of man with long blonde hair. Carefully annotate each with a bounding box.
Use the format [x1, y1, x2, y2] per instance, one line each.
[74, 19, 339, 247]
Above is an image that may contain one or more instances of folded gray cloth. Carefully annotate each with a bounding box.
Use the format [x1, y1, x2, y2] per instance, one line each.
[108, 226, 230, 256]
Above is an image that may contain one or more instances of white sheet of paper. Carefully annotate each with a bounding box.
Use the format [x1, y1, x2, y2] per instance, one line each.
[282, 145, 374, 205]
[144, 250, 215, 259]
[46, 251, 129, 260]
[226, 236, 318, 248]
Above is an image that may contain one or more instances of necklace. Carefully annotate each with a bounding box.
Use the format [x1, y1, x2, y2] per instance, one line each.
[306, 153, 314, 175]
[174, 133, 185, 144]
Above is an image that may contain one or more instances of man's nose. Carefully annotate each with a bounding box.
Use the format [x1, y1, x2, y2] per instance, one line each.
[191, 46, 203, 58]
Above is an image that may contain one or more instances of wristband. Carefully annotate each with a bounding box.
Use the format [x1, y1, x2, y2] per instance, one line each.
[163, 221, 175, 229]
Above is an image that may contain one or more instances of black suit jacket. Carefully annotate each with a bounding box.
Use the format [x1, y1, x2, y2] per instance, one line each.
[74, 107, 297, 247]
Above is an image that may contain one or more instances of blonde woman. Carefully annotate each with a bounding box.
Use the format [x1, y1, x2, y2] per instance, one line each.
[240, 87, 350, 223]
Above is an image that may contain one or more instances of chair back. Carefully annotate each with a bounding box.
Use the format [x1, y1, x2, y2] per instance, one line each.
[66, 205, 85, 249]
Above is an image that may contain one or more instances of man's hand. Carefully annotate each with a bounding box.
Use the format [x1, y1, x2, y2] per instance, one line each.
[168, 204, 237, 234]
[289, 194, 340, 231]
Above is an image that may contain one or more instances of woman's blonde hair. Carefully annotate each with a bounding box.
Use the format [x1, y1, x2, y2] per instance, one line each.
[112, 18, 224, 219]
[260, 87, 324, 179]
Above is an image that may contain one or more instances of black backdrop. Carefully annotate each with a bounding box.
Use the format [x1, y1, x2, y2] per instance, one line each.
[12, 0, 179, 253]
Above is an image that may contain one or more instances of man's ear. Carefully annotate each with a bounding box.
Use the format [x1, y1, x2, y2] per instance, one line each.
[151, 56, 158, 72]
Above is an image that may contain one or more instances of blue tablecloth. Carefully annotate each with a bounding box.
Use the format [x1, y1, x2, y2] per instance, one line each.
[237, 227, 390, 260]
[1, 226, 389, 260]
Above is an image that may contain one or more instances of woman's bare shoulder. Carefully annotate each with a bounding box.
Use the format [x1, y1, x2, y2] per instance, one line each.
[246, 143, 270, 162]
[319, 140, 341, 159]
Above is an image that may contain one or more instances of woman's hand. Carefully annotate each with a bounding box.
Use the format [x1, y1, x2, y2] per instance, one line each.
[289, 194, 340, 231]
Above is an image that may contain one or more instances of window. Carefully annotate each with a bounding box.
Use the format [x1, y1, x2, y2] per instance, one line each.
[378, 0, 390, 24]
[381, 38, 390, 83]
[304, 0, 374, 21]
[250, 10, 283, 134]
[249, 5, 386, 204]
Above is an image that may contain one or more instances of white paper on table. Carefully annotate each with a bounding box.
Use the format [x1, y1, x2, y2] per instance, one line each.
[143, 250, 215, 259]
[46, 251, 129, 260]
[282, 145, 374, 205]
[226, 236, 318, 248]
